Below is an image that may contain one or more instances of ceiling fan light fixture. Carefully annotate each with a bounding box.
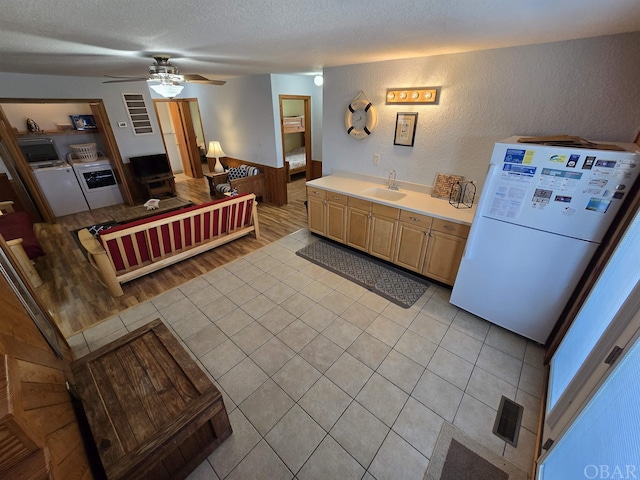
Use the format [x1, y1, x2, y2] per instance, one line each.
[149, 83, 184, 98]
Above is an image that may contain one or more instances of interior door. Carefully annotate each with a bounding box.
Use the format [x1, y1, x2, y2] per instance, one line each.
[169, 101, 203, 178]
[154, 101, 184, 174]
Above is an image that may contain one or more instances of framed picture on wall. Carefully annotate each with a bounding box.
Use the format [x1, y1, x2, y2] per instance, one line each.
[393, 112, 418, 147]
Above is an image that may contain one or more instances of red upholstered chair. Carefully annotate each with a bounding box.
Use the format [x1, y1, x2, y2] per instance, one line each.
[0, 201, 44, 287]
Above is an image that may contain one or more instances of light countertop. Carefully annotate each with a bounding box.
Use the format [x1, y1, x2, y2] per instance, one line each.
[306, 171, 476, 225]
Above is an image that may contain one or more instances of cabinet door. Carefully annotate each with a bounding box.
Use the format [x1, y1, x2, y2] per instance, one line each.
[347, 207, 370, 252]
[307, 196, 326, 235]
[394, 211, 432, 272]
[394, 222, 429, 272]
[326, 202, 347, 243]
[423, 230, 467, 285]
[369, 214, 397, 261]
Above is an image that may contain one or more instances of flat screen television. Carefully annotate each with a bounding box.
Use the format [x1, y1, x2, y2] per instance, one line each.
[129, 153, 172, 178]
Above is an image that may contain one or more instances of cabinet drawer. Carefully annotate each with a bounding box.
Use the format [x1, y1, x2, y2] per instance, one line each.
[372, 203, 400, 219]
[431, 218, 470, 238]
[349, 197, 372, 211]
[306, 187, 327, 199]
[399, 210, 433, 227]
[325, 192, 348, 205]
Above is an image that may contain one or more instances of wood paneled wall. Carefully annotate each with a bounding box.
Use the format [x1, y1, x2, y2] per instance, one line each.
[221, 156, 288, 206]
[0, 264, 92, 479]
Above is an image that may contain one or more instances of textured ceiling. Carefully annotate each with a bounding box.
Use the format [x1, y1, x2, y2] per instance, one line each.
[1, 0, 639, 81]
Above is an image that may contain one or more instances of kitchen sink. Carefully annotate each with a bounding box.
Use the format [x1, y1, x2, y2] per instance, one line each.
[360, 187, 407, 201]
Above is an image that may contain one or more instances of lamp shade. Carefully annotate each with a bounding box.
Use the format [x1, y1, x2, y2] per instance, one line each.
[149, 83, 184, 98]
[206, 141, 226, 173]
[206, 141, 226, 158]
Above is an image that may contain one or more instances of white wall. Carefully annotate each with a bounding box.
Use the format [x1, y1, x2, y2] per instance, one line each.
[270, 74, 324, 164]
[322, 32, 640, 192]
[2, 102, 92, 131]
[2, 32, 638, 182]
[191, 75, 280, 167]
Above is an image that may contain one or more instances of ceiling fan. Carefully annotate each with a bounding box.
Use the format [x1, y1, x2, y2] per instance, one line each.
[103, 55, 225, 97]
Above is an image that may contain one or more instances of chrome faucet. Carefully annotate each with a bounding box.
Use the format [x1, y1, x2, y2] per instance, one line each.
[388, 170, 399, 190]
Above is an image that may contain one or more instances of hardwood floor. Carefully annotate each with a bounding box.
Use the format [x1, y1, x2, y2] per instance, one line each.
[31, 174, 309, 338]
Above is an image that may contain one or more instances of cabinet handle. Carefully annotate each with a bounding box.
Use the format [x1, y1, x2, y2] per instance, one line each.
[409, 216, 420, 222]
[312, 190, 321, 195]
[332, 196, 340, 200]
[444, 225, 455, 231]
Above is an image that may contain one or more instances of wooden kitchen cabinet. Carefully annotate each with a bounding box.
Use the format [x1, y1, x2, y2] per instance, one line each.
[307, 187, 326, 235]
[346, 198, 399, 261]
[369, 203, 399, 261]
[307, 186, 347, 242]
[307, 182, 470, 286]
[325, 192, 348, 242]
[346, 198, 371, 251]
[422, 218, 470, 285]
[394, 211, 433, 272]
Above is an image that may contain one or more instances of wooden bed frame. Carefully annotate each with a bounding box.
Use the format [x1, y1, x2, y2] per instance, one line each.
[283, 115, 307, 182]
[285, 158, 307, 183]
[282, 115, 304, 133]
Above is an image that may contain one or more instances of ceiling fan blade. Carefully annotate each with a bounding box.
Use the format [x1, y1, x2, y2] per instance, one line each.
[183, 74, 226, 85]
[103, 75, 148, 84]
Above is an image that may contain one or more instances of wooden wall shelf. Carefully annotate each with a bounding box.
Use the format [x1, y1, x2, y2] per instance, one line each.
[15, 130, 95, 137]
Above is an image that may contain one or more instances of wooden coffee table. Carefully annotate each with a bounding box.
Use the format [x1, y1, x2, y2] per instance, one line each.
[110, 197, 193, 224]
[71, 319, 232, 479]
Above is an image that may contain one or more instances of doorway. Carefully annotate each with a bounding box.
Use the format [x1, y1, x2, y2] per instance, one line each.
[0, 99, 132, 223]
[279, 95, 311, 183]
[153, 99, 205, 178]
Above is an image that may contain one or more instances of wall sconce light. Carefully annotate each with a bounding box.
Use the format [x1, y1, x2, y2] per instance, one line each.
[386, 87, 439, 104]
[313, 75, 324, 86]
[206, 140, 226, 173]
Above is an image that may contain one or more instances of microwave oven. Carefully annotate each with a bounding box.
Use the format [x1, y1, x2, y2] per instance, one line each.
[17, 137, 63, 164]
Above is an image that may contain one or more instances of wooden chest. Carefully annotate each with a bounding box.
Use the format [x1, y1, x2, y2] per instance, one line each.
[71, 319, 232, 480]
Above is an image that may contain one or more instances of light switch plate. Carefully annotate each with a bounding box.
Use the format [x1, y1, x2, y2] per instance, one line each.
[117, 121, 127, 128]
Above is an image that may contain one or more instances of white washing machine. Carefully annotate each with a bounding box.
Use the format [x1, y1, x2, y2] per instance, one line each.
[31, 161, 90, 217]
[70, 157, 124, 209]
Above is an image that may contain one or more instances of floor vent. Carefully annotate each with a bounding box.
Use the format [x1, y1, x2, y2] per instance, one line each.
[492, 396, 524, 446]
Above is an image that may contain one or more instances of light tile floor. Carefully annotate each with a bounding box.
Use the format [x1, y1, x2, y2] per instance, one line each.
[68, 229, 543, 480]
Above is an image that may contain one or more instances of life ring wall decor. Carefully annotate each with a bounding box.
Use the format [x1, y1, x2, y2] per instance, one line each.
[344, 92, 377, 139]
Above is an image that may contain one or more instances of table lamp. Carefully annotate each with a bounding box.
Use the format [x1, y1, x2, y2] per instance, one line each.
[206, 141, 226, 173]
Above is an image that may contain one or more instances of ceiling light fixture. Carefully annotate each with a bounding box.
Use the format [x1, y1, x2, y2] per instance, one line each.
[386, 87, 439, 104]
[148, 80, 184, 98]
[313, 75, 324, 86]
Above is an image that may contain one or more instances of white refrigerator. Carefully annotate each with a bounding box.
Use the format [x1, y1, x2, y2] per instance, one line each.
[450, 136, 640, 343]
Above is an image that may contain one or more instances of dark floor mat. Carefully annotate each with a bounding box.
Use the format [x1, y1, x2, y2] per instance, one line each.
[297, 239, 429, 308]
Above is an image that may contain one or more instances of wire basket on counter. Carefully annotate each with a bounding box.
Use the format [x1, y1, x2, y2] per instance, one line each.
[449, 181, 476, 209]
[69, 143, 98, 161]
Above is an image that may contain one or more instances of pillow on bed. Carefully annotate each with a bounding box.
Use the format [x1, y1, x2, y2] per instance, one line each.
[286, 146, 305, 157]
